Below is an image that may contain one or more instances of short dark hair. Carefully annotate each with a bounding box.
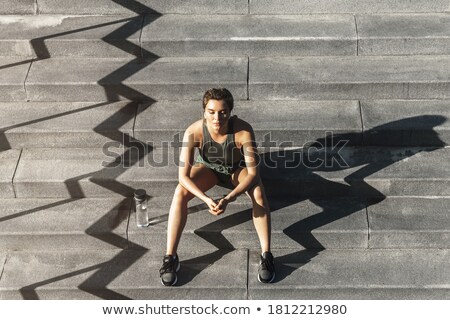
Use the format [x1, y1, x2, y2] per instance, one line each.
[202, 88, 234, 112]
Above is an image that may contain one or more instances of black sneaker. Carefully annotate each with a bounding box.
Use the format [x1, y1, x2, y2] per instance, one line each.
[159, 254, 180, 286]
[258, 251, 275, 283]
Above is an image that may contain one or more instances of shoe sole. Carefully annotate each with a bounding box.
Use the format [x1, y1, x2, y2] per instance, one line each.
[258, 272, 275, 284]
[160, 261, 181, 287]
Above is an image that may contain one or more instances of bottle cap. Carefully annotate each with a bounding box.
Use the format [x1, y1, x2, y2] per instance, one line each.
[134, 189, 147, 201]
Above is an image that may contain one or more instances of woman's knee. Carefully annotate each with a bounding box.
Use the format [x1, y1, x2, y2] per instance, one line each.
[248, 184, 270, 213]
[174, 184, 193, 202]
[248, 183, 263, 201]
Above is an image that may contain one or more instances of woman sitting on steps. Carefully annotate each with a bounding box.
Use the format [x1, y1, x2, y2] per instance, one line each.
[159, 88, 275, 286]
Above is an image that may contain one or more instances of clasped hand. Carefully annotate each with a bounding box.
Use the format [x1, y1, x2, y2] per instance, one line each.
[205, 196, 235, 216]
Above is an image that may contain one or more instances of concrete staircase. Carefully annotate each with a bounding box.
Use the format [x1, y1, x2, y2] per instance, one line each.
[0, 0, 450, 299]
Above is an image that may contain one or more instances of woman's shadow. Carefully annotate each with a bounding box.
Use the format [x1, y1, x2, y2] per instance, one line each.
[180, 115, 447, 285]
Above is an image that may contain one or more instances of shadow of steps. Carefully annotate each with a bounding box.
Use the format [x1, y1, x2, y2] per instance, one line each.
[1, 196, 450, 251]
[0, 149, 21, 198]
[9, 146, 450, 198]
[4, 56, 450, 102]
[1, 248, 450, 299]
[2, 13, 450, 57]
[0, 198, 130, 251]
[0, 249, 248, 299]
[1, 100, 449, 149]
[0, 15, 143, 58]
[0, 101, 137, 149]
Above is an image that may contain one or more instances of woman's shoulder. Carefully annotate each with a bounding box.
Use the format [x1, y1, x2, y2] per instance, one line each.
[184, 120, 203, 145]
[186, 119, 203, 132]
[232, 116, 253, 133]
[232, 116, 254, 146]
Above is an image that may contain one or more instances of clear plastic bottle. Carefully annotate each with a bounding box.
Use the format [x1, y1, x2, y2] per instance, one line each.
[134, 189, 149, 227]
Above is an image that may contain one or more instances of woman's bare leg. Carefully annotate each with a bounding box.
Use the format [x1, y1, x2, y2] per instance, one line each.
[232, 168, 271, 253]
[166, 165, 218, 255]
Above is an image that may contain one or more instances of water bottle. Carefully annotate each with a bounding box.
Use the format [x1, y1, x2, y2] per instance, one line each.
[134, 189, 149, 227]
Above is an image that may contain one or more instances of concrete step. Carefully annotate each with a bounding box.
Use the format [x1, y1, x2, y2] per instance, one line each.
[7, 56, 450, 102]
[0, 101, 136, 148]
[368, 197, 450, 249]
[250, 56, 450, 100]
[9, 146, 450, 198]
[130, 197, 369, 250]
[250, 0, 450, 14]
[34, 0, 248, 15]
[357, 14, 450, 56]
[0, 198, 130, 251]
[1, 248, 449, 299]
[3, 0, 450, 15]
[361, 100, 450, 146]
[0, 196, 366, 251]
[0, 249, 248, 299]
[0, 149, 20, 198]
[140, 14, 356, 57]
[2, 196, 448, 251]
[0, 15, 142, 58]
[134, 100, 363, 147]
[0, 58, 29, 101]
[0, 0, 34, 15]
[0, 14, 356, 57]
[135, 99, 450, 147]
[2, 100, 449, 149]
[132, 196, 450, 250]
[24, 57, 248, 101]
[2, 13, 449, 58]
[248, 248, 450, 299]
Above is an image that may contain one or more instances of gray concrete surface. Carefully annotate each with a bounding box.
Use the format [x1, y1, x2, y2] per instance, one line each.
[368, 197, 450, 248]
[260, 146, 450, 197]
[0, 198, 130, 251]
[361, 100, 450, 146]
[0, 0, 34, 14]
[134, 100, 362, 147]
[0, 58, 30, 101]
[248, 249, 450, 299]
[12, 146, 450, 198]
[249, 56, 450, 100]
[358, 14, 450, 55]
[6, 0, 450, 15]
[0, 101, 136, 148]
[0, 253, 6, 283]
[0, 149, 21, 198]
[25, 57, 248, 101]
[141, 14, 356, 56]
[129, 197, 368, 250]
[12, 147, 142, 198]
[0, 249, 247, 299]
[250, 0, 450, 14]
[2, 248, 449, 299]
[0, 15, 142, 57]
[37, 0, 248, 15]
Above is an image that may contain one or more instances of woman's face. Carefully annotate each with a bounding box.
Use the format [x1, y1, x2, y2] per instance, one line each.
[204, 99, 230, 133]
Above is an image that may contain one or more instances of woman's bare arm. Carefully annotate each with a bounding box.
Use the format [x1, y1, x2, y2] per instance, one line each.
[225, 124, 259, 201]
[178, 123, 218, 212]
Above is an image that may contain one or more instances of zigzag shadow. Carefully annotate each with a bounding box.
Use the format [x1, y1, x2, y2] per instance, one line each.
[14, 0, 162, 300]
[272, 115, 447, 282]
[176, 208, 251, 285]
[178, 114, 447, 285]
